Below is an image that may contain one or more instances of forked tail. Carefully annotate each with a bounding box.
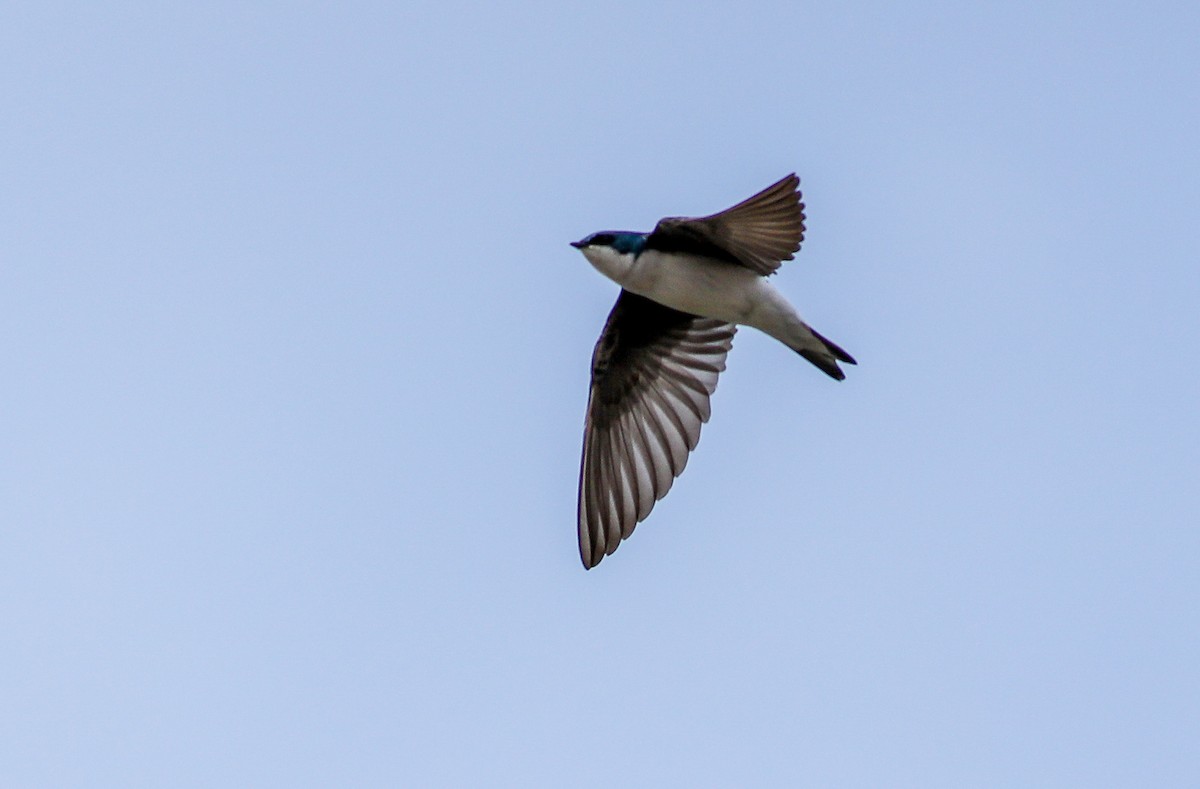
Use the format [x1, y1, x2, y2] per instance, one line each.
[797, 327, 857, 380]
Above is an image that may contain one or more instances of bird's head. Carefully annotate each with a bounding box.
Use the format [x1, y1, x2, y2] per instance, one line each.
[570, 232, 646, 254]
[571, 231, 645, 281]
[570, 232, 613, 250]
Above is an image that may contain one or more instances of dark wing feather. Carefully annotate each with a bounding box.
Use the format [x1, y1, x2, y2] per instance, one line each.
[578, 290, 736, 569]
[645, 173, 806, 276]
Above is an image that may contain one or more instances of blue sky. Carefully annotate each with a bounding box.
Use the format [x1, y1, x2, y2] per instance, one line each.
[3, 2, 1198, 786]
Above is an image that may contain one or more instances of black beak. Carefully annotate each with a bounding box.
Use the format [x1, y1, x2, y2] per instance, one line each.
[569, 239, 586, 249]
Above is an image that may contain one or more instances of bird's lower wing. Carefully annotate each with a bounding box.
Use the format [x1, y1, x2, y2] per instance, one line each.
[578, 290, 736, 569]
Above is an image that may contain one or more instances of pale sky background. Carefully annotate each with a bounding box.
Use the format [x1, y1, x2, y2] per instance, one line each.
[3, 2, 1198, 786]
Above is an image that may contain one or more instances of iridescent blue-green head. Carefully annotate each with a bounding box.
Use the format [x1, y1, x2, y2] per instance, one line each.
[571, 231, 648, 284]
[570, 232, 647, 256]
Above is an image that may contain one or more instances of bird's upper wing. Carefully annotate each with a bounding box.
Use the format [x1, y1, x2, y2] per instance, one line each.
[644, 173, 806, 276]
[578, 290, 736, 569]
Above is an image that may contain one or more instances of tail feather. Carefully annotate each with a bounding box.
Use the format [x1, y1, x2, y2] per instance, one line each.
[799, 349, 846, 380]
[811, 328, 857, 365]
[798, 328, 856, 381]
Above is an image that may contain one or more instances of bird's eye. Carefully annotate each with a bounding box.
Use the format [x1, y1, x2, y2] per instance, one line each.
[590, 233, 615, 246]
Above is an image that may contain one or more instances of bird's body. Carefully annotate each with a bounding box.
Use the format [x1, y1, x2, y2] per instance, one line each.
[571, 174, 855, 569]
[585, 244, 825, 362]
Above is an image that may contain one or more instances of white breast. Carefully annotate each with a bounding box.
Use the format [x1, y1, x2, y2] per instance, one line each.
[625, 250, 797, 329]
[583, 246, 807, 345]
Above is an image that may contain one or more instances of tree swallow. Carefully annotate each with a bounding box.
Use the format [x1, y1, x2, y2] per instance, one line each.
[570, 174, 855, 569]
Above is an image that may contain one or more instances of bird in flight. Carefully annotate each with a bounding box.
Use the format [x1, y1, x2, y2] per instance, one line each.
[570, 174, 855, 569]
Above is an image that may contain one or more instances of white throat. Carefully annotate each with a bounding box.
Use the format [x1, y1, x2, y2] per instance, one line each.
[581, 246, 635, 286]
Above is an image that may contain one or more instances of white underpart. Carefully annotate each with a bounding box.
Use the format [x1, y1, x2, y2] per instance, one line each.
[583, 246, 823, 354]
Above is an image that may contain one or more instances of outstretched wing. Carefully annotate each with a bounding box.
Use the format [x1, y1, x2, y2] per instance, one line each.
[578, 290, 736, 569]
[645, 173, 806, 276]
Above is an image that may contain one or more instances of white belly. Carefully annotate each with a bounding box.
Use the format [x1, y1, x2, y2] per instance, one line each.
[622, 251, 802, 339]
